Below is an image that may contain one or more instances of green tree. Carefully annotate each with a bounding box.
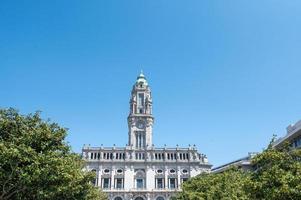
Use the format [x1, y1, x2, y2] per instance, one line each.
[177, 168, 251, 200]
[249, 142, 301, 200]
[176, 139, 301, 200]
[0, 108, 107, 200]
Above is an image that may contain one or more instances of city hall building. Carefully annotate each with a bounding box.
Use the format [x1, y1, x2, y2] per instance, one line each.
[82, 73, 211, 200]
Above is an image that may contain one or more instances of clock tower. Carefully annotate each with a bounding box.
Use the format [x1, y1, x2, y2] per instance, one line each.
[128, 72, 154, 149]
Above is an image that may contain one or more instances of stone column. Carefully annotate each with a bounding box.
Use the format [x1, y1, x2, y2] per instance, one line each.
[177, 167, 181, 189]
[100, 150, 103, 160]
[164, 166, 168, 189]
[110, 166, 115, 190]
[97, 166, 102, 187]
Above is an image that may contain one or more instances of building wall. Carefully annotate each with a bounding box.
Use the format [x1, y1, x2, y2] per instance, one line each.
[82, 147, 211, 200]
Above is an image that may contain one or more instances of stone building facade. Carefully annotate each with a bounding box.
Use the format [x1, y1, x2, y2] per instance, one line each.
[82, 73, 211, 200]
[273, 119, 301, 149]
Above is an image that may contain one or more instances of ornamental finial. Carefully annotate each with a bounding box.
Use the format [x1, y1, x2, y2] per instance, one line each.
[139, 69, 144, 77]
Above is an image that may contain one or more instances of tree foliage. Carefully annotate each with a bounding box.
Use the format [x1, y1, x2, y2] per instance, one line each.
[249, 143, 301, 200]
[0, 108, 107, 200]
[177, 168, 251, 200]
[176, 141, 301, 200]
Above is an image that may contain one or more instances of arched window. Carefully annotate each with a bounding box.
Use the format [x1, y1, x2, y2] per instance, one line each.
[156, 197, 164, 200]
[114, 197, 122, 200]
[134, 197, 144, 200]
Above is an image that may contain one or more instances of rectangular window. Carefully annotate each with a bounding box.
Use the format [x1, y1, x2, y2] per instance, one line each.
[116, 178, 123, 189]
[136, 179, 144, 189]
[156, 178, 164, 189]
[136, 133, 138, 148]
[136, 131, 146, 148]
[139, 133, 142, 147]
[138, 93, 144, 106]
[294, 136, 301, 148]
[102, 178, 110, 189]
[169, 178, 177, 189]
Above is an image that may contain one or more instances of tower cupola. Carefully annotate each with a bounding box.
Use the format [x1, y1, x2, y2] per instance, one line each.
[136, 71, 148, 87]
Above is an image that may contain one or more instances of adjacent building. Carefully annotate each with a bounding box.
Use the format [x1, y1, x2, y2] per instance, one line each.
[273, 120, 301, 149]
[211, 152, 257, 173]
[213, 119, 301, 173]
[82, 73, 211, 200]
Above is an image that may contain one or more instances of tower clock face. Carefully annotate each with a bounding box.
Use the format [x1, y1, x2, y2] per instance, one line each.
[136, 120, 145, 129]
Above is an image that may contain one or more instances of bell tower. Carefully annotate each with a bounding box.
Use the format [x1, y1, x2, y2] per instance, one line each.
[128, 72, 154, 149]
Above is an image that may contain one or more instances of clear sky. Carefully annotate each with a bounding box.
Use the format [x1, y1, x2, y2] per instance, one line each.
[1, 0, 301, 167]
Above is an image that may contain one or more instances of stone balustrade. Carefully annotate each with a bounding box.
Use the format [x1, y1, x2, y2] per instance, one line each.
[82, 145, 208, 163]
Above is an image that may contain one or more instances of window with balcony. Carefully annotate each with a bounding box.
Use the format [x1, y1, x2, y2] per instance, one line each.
[156, 178, 164, 189]
[136, 178, 144, 189]
[169, 178, 177, 189]
[115, 178, 123, 189]
[102, 178, 110, 189]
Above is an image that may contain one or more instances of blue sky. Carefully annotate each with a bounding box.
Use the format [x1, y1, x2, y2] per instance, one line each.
[1, 0, 301, 167]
